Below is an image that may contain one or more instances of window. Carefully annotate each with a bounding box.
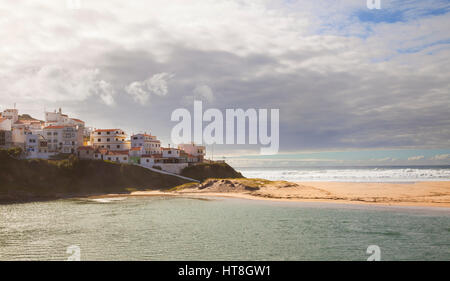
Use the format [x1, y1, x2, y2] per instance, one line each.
[146, 159, 149, 163]
[168, 151, 172, 154]
[98, 138, 101, 142]
[107, 132, 110, 135]
[124, 157, 127, 161]
[107, 145, 110, 148]
[98, 132, 101, 135]
[47, 132, 51, 136]
[107, 138, 110, 142]
[117, 145, 120, 148]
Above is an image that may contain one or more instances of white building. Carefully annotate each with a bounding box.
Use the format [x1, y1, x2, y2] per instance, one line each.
[140, 155, 156, 167]
[92, 129, 131, 151]
[14, 119, 44, 135]
[129, 146, 144, 157]
[45, 108, 85, 128]
[0, 117, 12, 131]
[104, 150, 129, 164]
[11, 125, 27, 147]
[131, 133, 161, 155]
[43, 125, 83, 154]
[25, 133, 51, 159]
[2, 109, 19, 123]
[162, 147, 181, 158]
[178, 143, 205, 162]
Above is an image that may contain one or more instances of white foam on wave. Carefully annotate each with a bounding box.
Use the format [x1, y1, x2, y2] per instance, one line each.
[89, 197, 128, 203]
[239, 168, 450, 182]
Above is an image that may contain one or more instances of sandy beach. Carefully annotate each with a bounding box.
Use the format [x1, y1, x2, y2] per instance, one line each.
[91, 180, 450, 208]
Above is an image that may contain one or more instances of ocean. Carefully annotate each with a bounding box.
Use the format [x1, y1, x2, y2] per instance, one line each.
[234, 165, 450, 182]
[0, 196, 449, 261]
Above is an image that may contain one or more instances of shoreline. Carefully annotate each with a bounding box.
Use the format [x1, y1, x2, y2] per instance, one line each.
[89, 180, 450, 209]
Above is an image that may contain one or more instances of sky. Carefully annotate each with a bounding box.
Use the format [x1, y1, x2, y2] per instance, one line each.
[0, 0, 449, 165]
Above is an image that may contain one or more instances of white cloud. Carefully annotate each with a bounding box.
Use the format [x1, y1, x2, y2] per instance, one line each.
[125, 73, 174, 105]
[371, 157, 398, 162]
[0, 1, 448, 151]
[408, 155, 424, 161]
[1, 65, 115, 105]
[193, 85, 214, 102]
[431, 154, 450, 160]
[96, 80, 115, 106]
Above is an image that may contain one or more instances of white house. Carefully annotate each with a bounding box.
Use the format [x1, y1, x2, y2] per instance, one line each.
[131, 133, 161, 155]
[11, 125, 27, 147]
[178, 143, 205, 162]
[129, 146, 144, 157]
[140, 155, 156, 167]
[25, 133, 52, 159]
[162, 147, 181, 158]
[104, 150, 129, 164]
[2, 109, 19, 123]
[0, 117, 12, 131]
[92, 129, 131, 151]
[77, 146, 95, 159]
[43, 125, 83, 154]
[45, 108, 85, 128]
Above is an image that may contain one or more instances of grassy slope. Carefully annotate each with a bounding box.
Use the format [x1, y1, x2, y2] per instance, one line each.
[0, 151, 190, 204]
[180, 162, 244, 181]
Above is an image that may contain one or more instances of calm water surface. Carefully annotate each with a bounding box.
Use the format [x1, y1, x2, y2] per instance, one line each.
[0, 196, 449, 261]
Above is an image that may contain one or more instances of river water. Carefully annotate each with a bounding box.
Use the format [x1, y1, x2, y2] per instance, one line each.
[0, 196, 449, 261]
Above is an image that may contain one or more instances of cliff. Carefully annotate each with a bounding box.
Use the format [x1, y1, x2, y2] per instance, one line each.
[180, 162, 244, 181]
[0, 150, 190, 204]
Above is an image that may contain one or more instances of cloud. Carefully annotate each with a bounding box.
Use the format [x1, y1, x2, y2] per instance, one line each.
[408, 155, 424, 161]
[372, 157, 396, 162]
[0, 1, 448, 153]
[125, 73, 174, 105]
[1, 65, 115, 105]
[96, 80, 115, 106]
[183, 84, 215, 104]
[431, 154, 450, 160]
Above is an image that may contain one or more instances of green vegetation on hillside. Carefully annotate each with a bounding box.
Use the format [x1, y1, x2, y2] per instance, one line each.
[0, 150, 190, 204]
[18, 114, 43, 122]
[180, 162, 244, 181]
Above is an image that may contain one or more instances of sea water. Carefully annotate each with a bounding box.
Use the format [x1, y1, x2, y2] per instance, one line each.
[236, 166, 450, 182]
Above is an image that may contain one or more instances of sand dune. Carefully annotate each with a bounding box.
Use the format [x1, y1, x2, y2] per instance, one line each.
[93, 179, 450, 208]
[171, 179, 450, 207]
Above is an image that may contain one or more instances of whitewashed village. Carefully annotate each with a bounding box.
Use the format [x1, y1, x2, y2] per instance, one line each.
[0, 107, 206, 175]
